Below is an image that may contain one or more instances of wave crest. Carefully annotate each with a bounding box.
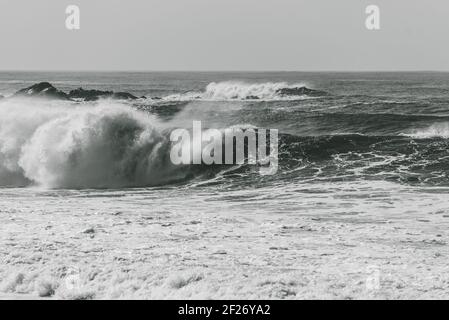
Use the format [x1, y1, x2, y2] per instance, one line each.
[162, 81, 323, 101]
[400, 123, 449, 139]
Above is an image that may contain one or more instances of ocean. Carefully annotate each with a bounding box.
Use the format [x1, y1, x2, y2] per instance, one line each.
[1, 72, 449, 299]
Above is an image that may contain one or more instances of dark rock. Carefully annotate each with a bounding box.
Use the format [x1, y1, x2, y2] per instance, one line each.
[68, 88, 113, 101]
[0, 94, 4, 100]
[245, 95, 260, 100]
[14, 82, 69, 100]
[12, 82, 139, 102]
[276, 86, 327, 97]
[68, 88, 137, 101]
[82, 227, 95, 234]
[111, 92, 138, 100]
[213, 250, 227, 255]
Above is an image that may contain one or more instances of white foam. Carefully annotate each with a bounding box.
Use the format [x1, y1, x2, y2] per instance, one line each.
[400, 123, 449, 139]
[0, 99, 182, 188]
[161, 81, 310, 101]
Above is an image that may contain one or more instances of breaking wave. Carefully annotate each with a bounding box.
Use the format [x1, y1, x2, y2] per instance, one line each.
[161, 81, 323, 101]
[2, 81, 449, 189]
[400, 123, 449, 139]
[0, 99, 278, 189]
[0, 99, 189, 188]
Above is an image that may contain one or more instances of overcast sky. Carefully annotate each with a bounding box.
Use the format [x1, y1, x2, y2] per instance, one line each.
[0, 0, 448, 71]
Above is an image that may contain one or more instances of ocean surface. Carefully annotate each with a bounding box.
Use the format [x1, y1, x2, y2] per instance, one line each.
[2, 72, 449, 299]
[2, 72, 449, 189]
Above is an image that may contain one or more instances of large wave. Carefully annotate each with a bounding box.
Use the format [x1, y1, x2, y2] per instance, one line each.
[0, 99, 189, 188]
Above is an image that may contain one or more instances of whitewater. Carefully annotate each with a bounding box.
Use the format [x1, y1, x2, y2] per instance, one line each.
[0, 99, 181, 188]
[2, 72, 449, 299]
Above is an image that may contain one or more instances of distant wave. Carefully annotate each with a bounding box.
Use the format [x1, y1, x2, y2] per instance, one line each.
[400, 123, 449, 139]
[2, 81, 326, 103]
[159, 81, 325, 101]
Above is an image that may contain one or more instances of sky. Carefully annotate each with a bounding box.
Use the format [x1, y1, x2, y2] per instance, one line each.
[0, 0, 448, 71]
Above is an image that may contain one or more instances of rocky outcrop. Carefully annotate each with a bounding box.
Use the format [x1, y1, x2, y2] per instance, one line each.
[68, 88, 112, 101]
[245, 95, 260, 100]
[276, 86, 327, 97]
[110, 92, 139, 100]
[68, 88, 138, 101]
[13, 82, 69, 100]
[12, 82, 139, 101]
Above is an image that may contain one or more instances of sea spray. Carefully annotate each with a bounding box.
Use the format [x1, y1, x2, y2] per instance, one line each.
[400, 122, 449, 139]
[0, 99, 183, 188]
[161, 81, 319, 101]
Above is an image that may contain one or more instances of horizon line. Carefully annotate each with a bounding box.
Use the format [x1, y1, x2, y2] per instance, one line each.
[1, 70, 449, 73]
